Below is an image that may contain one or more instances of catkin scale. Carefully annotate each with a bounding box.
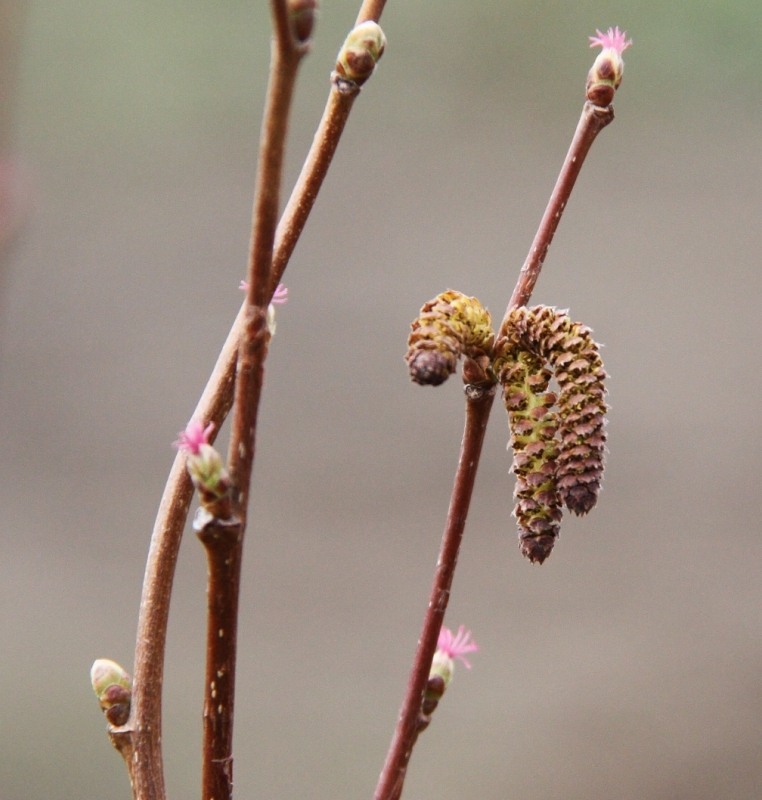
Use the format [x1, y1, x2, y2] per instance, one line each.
[495, 306, 608, 562]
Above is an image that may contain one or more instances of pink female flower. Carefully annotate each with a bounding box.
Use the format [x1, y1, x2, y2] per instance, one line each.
[271, 283, 289, 304]
[437, 624, 479, 669]
[586, 26, 632, 107]
[174, 420, 215, 456]
[238, 281, 289, 304]
[588, 26, 632, 54]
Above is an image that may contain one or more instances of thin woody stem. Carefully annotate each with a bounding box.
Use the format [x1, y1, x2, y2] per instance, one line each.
[505, 101, 614, 316]
[374, 386, 495, 800]
[123, 6, 387, 798]
[374, 100, 616, 800]
[355, 0, 387, 25]
[128, 55, 376, 800]
[199, 2, 305, 798]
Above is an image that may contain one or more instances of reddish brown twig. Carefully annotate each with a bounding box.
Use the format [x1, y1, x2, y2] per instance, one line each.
[374, 100, 616, 800]
[198, 3, 307, 798]
[374, 385, 496, 800]
[123, 6, 389, 800]
[506, 102, 614, 315]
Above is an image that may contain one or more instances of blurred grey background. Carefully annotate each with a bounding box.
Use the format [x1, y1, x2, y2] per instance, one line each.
[2, 1, 761, 798]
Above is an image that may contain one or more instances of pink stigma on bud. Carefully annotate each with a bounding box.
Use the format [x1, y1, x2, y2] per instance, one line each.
[437, 625, 479, 670]
[272, 284, 289, 304]
[589, 26, 632, 54]
[174, 420, 215, 455]
[238, 281, 289, 305]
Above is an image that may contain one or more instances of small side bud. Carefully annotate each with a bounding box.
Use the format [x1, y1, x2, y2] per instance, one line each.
[333, 21, 386, 89]
[175, 421, 233, 519]
[406, 290, 495, 386]
[288, 0, 318, 44]
[239, 282, 288, 337]
[417, 625, 477, 732]
[90, 659, 132, 727]
[586, 26, 632, 107]
[431, 625, 478, 687]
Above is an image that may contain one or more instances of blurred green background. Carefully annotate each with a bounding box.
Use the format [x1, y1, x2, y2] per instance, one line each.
[2, 1, 762, 798]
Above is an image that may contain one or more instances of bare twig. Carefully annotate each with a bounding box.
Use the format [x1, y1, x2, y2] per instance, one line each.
[355, 0, 388, 26]
[506, 102, 614, 315]
[374, 385, 496, 800]
[198, 2, 306, 797]
[374, 100, 616, 800]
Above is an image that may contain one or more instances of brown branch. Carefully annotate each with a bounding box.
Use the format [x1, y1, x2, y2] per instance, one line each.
[126, 327, 240, 800]
[374, 385, 495, 800]
[126, 72, 372, 800]
[374, 100, 617, 800]
[121, 6, 389, 799]
[198, 2, 305, 797]
[355, 0, 388, 26]
[505, 102, 614, 315]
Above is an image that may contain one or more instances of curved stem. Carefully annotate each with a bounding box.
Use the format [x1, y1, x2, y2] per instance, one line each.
[128, 329, 241, 800]
[125, 6, 389, 800]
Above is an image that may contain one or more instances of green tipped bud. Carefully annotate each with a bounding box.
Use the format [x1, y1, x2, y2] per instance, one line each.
[333, 21, 386, 89]
[406, 290, 495, 386]
[175, 422, 234, 519]
[288, 0, 318, 44]
[90, 659, 132, 727]
[188, 444, 233, 514]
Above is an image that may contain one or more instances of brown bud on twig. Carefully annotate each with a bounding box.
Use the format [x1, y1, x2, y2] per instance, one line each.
[288, 0, 318, 44]
[90, 659, 132, 727]
[406, 290, 495, 386]
[333, 21, 386, 90]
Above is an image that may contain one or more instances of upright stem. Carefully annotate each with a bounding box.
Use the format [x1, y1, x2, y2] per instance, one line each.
[355, 0, 388, 25]
[506, 102, 613, 314]
[198, 4, 304, 798]
[374, 100, 616, 800]
[374, 386, 495, 800]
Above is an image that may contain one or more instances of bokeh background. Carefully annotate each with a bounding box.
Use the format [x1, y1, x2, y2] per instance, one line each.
[2, 1, 761, 798]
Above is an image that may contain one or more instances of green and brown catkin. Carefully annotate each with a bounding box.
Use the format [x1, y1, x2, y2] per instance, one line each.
[406, 290, 494, 386]
[500, 306, 608, 518]
[495, 348, 563, 564]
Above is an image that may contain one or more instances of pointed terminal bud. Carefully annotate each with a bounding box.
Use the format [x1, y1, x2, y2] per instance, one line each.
[90, 659, 132, 726]
[288, 0, 318, 44]
[587, 26, 632, 107]
[406, 290, 495, 386]
[174, 421, 233, 518]
[333, 21, 386, 90]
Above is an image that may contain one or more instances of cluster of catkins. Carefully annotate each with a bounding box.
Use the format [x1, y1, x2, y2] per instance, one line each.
[406, 291, 607, 564]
